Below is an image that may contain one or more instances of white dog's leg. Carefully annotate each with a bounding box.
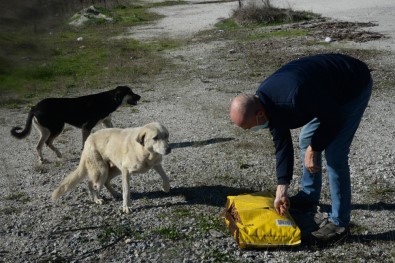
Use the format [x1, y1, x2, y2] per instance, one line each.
[104, 167, 121, 200]
[86, 161, 108, 205]
[153, 164, 170, 192]
[88, 181, 104, 205]
[121, 168, 131, 213]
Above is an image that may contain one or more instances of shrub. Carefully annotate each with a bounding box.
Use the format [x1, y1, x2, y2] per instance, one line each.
[233, 0, 318, 26]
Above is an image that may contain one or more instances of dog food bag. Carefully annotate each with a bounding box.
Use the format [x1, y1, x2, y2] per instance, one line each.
[224, 191, 301, 248]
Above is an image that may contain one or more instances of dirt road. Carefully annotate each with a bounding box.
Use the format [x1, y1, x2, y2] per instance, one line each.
[132, 0, 395, 52]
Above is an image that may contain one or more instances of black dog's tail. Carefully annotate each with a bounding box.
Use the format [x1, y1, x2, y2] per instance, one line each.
[11, 107, 36, 139]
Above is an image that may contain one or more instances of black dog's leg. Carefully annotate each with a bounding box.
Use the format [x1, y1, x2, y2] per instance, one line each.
[81, 127, 92, 148]
[46, 134, 62, 159]
[36, 128, 51, 164]
[101, 115, 113, 128]
[81, 121, 98, 148]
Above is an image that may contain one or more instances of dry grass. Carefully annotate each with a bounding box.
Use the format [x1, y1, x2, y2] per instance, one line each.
[233, 0, 319, 25]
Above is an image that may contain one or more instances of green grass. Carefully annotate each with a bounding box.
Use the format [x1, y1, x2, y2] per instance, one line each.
[0, 4, 181, 105]
[197, 214, 226, 233]
[216, 18, 241, 30]
[151, 0, 188, 8]
[154, 226, 186, 240]
[97, 224, 135, 244]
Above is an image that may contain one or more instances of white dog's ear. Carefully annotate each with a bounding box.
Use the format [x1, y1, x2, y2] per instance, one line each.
[136, 131, 146, 146]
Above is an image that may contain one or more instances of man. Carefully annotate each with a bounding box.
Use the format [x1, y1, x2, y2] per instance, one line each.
[229, 53, 372, 241]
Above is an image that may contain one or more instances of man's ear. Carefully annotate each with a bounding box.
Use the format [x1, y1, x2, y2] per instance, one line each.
[256, 110, 264, 118]
[136, 132, 146, 146]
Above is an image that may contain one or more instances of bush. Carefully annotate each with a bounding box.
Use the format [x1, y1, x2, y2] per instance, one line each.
[233, 0, 318, 26]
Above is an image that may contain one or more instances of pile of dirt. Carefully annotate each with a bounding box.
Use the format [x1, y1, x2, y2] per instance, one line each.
[69, 5, 113, 27]
[292, 19, 386, 43]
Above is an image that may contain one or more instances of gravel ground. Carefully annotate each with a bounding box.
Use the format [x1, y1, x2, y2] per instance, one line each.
[1, 1, 394, 262]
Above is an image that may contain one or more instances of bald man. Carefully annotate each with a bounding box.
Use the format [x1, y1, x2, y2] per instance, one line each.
[230, 53, 372, 241]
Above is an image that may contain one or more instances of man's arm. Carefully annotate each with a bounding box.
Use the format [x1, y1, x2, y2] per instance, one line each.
[274, 184, 289, 216]
[271, 127, 293, 216]
[271, 127, 294, 185]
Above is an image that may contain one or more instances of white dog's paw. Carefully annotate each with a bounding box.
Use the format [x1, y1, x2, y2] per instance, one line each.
[122, 206, 131, 214]
[94, 198, 104, 205]
[162, 182, 170, 193]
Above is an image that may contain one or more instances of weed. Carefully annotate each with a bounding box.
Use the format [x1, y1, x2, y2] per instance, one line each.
[154, 226, 185, 240]
[129, 107, 140, 113]
[369, 184, 394, 201]
[197, 214, 226, 233]
[173, 207, 192, 218]
[97, 224, 134, 244]
[349, 223, 369, 235]
[0, 207, 22, 215]
[151, 1, 188, 8]
[216, 19, 241, 30]
[4, 192, 31, 203]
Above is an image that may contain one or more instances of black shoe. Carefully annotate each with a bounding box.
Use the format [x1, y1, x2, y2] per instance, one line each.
[311, 221, 347, 241]
[313, 208, 329, 228]
[289, 192, 319, 212]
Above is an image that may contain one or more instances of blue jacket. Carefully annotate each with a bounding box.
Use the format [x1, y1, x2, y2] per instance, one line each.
[255, 53, 371, 185]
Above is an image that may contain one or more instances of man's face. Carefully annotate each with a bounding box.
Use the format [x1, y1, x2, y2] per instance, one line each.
[241, 112, 268, 130]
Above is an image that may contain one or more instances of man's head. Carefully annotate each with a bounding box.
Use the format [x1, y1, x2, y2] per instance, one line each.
[229, 94, 268, 130]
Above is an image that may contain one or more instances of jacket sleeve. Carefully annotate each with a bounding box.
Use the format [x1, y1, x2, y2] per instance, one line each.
[270, 127, 294, 185]
[310, 97, 343, 152]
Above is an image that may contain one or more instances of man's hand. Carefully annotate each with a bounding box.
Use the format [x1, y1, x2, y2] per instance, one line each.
[304, 145, 321, 174]
[274, 184, 290, 216]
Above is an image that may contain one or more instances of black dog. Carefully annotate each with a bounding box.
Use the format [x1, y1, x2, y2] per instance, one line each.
[11, 85, 141, 163]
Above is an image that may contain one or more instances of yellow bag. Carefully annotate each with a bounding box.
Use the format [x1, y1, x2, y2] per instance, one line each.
[224, 191, 301, 248]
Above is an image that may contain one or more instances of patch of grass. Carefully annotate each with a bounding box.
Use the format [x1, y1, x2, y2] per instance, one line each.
[97, 224, 134, 244]
[173, 207, 192, 218]
[4, 192, 31, 203]
[95, 5, 162, 28]
[129, 107, 140, 113]
[154, 226, 185, 240]
[369, 185, 394, 201]
[197, 214, 226, 233]
[151, 1, 188, 8]
[216, 18, 241, 30]
[0, 207, 22, 215]
[0, 4, 180, 105]
[349, 223, 370, 235]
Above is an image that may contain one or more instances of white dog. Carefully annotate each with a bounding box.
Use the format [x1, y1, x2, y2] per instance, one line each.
[52, 122, 171, 213]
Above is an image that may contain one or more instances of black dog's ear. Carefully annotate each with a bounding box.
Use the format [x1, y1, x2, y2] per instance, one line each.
[136, 132, 146, 146]
[114, 86, 127, 102]
[114, 90, 121, 102]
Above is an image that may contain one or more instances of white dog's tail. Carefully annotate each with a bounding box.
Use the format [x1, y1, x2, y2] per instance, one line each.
[52, 165, 86, 200]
